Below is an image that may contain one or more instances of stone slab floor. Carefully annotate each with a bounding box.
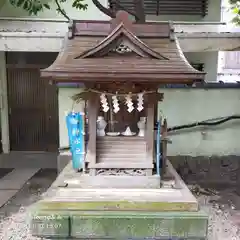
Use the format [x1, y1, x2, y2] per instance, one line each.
[0, 169, 240, 240]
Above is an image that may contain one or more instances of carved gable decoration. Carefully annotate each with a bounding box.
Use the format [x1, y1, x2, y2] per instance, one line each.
[75, 23, 169, 60]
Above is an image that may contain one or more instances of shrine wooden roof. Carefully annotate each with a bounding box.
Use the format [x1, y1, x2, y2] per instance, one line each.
[41, 11, 205, 84]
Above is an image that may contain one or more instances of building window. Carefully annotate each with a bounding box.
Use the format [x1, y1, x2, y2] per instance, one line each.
[223, 51, 240, 69]
[109, 0, 208, 16]
[191, 63, 204, 71]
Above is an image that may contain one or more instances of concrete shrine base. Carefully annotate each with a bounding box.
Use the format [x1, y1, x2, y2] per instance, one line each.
[29, 161, 208, 240]
[30, 209, 208, 239]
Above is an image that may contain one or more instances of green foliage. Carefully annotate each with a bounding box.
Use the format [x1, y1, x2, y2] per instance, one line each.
[7, 0, 88, 19]
[8, 0, 46, 15]
[229, 0, 240, 25]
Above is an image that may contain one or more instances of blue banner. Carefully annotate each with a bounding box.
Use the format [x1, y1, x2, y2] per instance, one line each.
[66, 112, 85, 170]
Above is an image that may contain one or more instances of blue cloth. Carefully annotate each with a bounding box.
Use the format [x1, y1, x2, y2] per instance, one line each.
[66, 112, 84, 170]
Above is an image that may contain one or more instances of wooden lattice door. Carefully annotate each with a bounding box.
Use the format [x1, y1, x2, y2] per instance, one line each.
[7, 67, 59, 151]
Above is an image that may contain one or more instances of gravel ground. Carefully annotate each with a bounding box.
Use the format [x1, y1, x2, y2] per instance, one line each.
[195, 188, 240, 240]
[0, 170, 240, 240]
[0, 169, 57, 240]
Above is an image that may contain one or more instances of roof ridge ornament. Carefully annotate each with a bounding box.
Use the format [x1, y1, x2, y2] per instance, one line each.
[110, 11, 134, 31]
[68, 19, 75, 39]
[168, 21, 175, 41]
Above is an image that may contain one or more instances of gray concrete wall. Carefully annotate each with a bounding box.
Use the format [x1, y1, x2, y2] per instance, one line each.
[159, 89, 240, 157]
[59, 88, 240, 158]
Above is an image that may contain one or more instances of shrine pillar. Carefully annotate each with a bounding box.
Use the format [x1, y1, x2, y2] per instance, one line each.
[146, 93, 155, 175]
[86, 93, 98, 176]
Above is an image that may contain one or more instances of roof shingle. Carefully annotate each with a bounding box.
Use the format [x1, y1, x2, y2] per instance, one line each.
[41, 11, 205, 84]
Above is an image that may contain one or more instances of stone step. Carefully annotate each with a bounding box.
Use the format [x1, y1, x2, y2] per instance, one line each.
[97, 141, 146, 144]
[97, 152, 146, 158]
[97, 141, 146, 146]
[96, 148, 147, 154]
[96, 141, 147, 146]
[96, 145, 147, 150]
[37, 187, 198, 212]
[62, 175, 160, 189]
[97, 136, 145, 142]
[96, 157, 147, 163]
[97, 159, 146, 163]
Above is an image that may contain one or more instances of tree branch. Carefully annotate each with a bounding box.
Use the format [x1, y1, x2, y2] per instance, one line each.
[133, 0, 145, 23]
[92, 0, 115, 18]
[54, 0, 70, 20]
[115, 1, 139, 20]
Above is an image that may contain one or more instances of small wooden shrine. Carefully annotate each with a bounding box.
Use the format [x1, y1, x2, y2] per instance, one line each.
[31, 11, 208, 240]
[42, 11, 205, 183]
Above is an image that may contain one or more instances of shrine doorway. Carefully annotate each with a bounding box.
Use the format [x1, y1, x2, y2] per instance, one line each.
[95, 82, 147, 134]
[99, 99, 146, 134]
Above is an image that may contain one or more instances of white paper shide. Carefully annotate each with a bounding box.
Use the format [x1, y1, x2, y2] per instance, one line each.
[137, 93, 144, 112]
[100, 94, 109, 112]
[112, 95, 120, 113]
[125, 94, 134, 113]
